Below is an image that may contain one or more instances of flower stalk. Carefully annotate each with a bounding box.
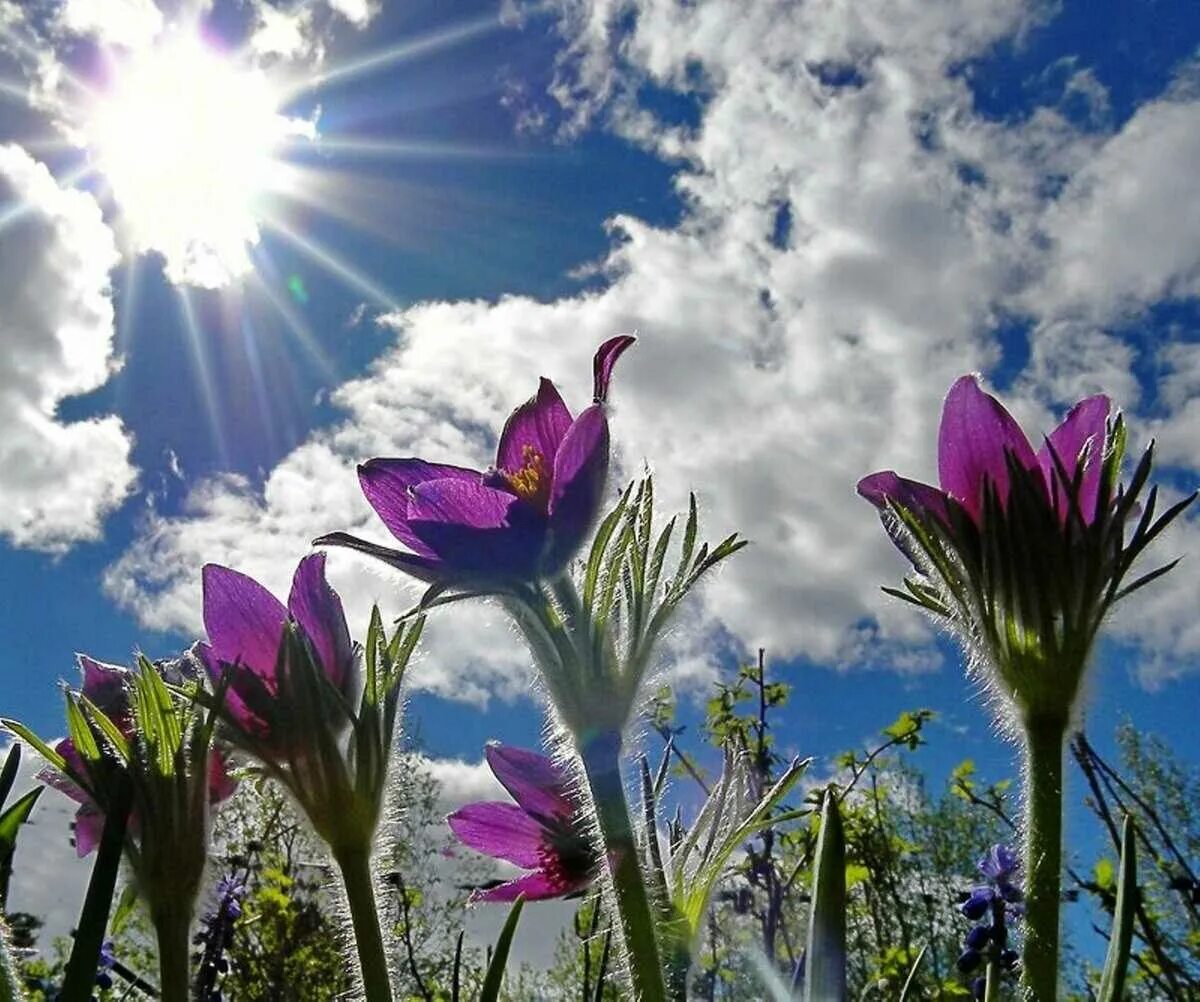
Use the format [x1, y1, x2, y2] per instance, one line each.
[149, 901, 193, 1002]
[579, 732, 667, 1002]
[1021, 714, 1067, 1002]
[335, 846, 394, 1002]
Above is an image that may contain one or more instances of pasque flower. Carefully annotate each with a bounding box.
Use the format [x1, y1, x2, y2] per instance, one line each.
[314, 336, 635, 586]
[447, 744, 594, 902]
[858, 375, 1194, 1002]
[857, 375, 1193, 722]
[196, 552, 423, 1002]
[43, 654, 236, 857]
[199, 552, 354, 749]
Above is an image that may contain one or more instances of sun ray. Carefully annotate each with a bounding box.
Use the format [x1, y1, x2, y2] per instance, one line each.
[261, 214, 400, 311]
[248, 246, 339, 383]
[0, 23, 97, 99]
[286, 135, 529, 161]
[176, 286, 230, 464]
[278, 14, 501, 102]
[0, 163, 95, 234]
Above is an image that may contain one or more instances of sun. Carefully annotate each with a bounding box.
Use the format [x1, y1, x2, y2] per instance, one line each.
[83, 31, 313, 288]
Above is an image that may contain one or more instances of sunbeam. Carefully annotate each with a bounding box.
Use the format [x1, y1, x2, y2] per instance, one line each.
[262, 214, 400, 311]
[291, 135, 528, 161]
[175, 286, 229, 464]
[278, 14, 501, 102]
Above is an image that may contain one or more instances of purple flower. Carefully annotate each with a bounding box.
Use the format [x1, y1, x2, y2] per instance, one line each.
[447, 744, 595, 902]
[859, 375, 1110, 530]
[42, 655, 237, 857]
[198, 553, 353, 745]
[315, 336, 635, 586]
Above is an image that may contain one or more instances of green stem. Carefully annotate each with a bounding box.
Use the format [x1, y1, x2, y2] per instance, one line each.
[150, 904, 192, 1002]
[983, 960, 1001, 1002]
[579, 733, 668, 1002]
[335, 847, 393, 1002]
[61, 780, 131, 1002]
[1021, 716, 1067, 1002]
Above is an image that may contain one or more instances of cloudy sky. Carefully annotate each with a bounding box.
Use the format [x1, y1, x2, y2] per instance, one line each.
[1, 0, 1199, 964]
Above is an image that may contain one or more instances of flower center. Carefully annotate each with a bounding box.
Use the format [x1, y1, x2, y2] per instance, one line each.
[503, 445, 551, 509]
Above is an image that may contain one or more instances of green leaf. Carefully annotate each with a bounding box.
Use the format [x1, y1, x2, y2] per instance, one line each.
[804, 791, 847, 1002]
[478, 895, 525, 1002]
[1097, 815, 1137, 1002]
[898, 945, 927, 1002]
[0, 789, 41, 848]
[1094, 856, 1114, 891]
[0, 723, 67, 776]
[0, 746, 20, 811]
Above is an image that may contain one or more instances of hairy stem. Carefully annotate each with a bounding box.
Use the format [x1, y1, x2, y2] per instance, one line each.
[151, 904, 192, 1002]
[61, 780, 130, 1002]
[580, 733, 668, 1002]
[1020, 716, 1066, 1002]
[335, 847, 393, 1002]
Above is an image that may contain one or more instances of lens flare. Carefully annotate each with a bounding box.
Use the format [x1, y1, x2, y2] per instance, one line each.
[84, 31, 314, 288]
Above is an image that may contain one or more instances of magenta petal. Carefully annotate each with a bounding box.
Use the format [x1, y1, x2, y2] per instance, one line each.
[592, 335, 636, 403]
[471, 869, 581, 903]
[496, 378, 573, 474]
[857, 472, 950, 523]
[1038, 395, 1110, 524]
[937, 376, 1038, 522]
[202, 565, 288, 679]
[545, 406, 609, 571]
[447, 802, 547, 869]
[358, 459, 483, 557]
[208, 752, 238, 805]
[76, 655, 129, 719]
[312, 532, 445, 583]
[287, 553, 352, 688]
[485, 744, 573, 823]
[408, 479, 546, 578]
[73, 803, 105, 858]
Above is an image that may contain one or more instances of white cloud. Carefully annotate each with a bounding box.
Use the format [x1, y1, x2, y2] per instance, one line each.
[0, 144, 136, 551]
[104, 0, 1200, 691]
[57, 0, 163, 50]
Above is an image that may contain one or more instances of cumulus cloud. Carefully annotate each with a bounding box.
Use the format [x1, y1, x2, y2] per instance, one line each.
[104, 0, 1200, 689]
[0, 144, 136, 550]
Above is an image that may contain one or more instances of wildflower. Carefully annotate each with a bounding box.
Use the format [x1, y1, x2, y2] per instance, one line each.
[448, 744, 594, 901]
[956, 844, 1022, 998]
[40, 654, 236, 857]
[314, 336, 635, 587]
[197, 556, 423, 1002]
[858, 375, 1192, 722]
[198, 553, 354, 748]
[194, 874, 247, 1000]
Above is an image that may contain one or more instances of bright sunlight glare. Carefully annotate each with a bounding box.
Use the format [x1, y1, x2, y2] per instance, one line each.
[84, 32, 314, 288]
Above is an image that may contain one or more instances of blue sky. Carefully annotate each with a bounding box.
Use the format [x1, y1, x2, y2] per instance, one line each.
[1, 0, 1199, 965]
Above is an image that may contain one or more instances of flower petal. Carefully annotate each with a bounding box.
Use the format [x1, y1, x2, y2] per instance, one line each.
[938, 376, 1038, 522]
[471, 868, 586, 903]
[592, 335, 636, 403]
[496, 378, 573, 475]
[287, 553, 352, 688]
[311, 532, 445, 583]
[1038, 395, 1110, 524]
[358, 459, 483, 557]
[485, 744, 573, 823]
[73, 803, 105, 858]
[208, 751, 239, 805]
[856, 472, 949, 523]
[76, 655, 129, 719]
[202, 564, 288, 679]
[447, 802, 547, 869]
[407, 479, 546, 579]
[545, 406, 609, 573]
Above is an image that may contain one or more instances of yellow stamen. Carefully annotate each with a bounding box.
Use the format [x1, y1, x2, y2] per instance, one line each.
[505, 444, 550, 507]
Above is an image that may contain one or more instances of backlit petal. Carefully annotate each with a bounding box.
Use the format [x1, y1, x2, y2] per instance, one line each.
[545, 406, 609, 573]
[358, 459, 482, 557]
[592, 335, 636, 403]
[1038, 395, 1109, 524]
[447, 801, 547, 869]
[496, 378, 573, 474]
[938, 376, 1038, 522]
[201, 564, 288, 679]
[485, 744, 573, 823]
[471, 869, 584, 903]
[287, 553, 352, 688]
